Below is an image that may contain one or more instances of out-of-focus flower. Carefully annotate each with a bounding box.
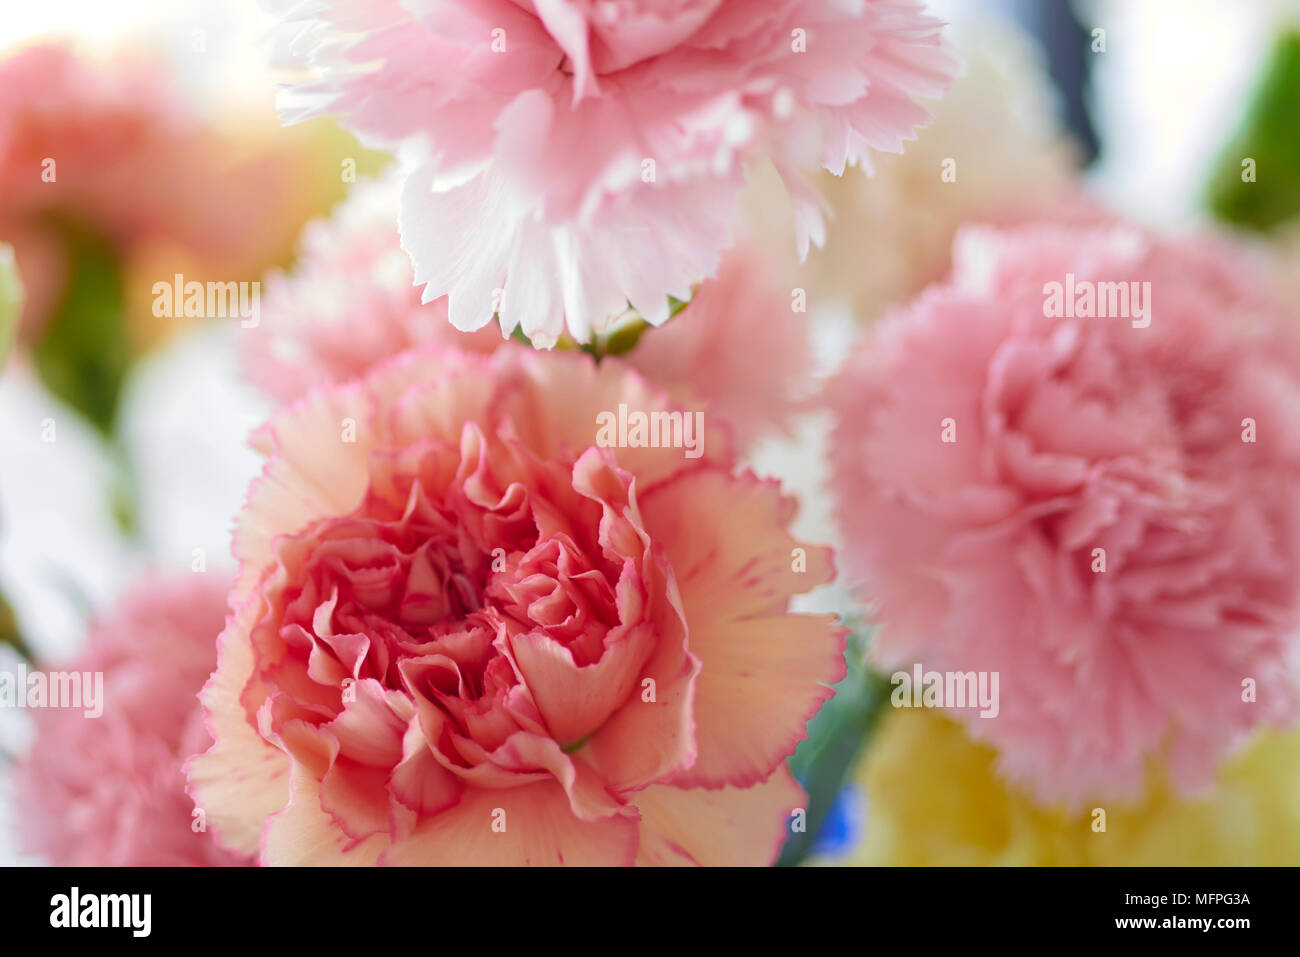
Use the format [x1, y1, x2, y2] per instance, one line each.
[827, 224, 1300, 805]
[0, 40, 375, 338]
[243, 175, 812, 453]
[617, 244, 813, 451]
[189, 346, 843, 865]
[746, 17, 1086, 323]
[242, 175, 503, 404]
[267, 0, 956, 346]
[118, 115, 385, 353]
[0, 41, 380, 430]
[835, 708, 1300, 866]
[12, 575, 250, 866]
[0, 42, 186, 343]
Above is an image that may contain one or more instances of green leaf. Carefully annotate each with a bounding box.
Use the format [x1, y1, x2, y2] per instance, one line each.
[31, 221, 131, 435]
[0, 243, 21, 374]
[1207, 31, 1300, 231]
[601, 318, 651, 357]
[777, 628, 892, 866]
[503, 293, 689, 359]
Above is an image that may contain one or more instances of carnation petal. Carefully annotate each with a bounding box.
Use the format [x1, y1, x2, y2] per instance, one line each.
[188, 594, 293, 858]
[641, 468, 846, 786]
[261, 764, 389, 866]
[380, 781, 638, 866]
[633, 764, 805, 865]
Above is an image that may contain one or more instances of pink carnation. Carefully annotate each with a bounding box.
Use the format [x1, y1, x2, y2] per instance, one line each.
[0, 43, 186, 339]
[244, 178, 811, 452]
[620, 243, 813, 450]
[0, 42, 346, 348]
[13, 576, 250, 866]
[190, 346, 843, 864]
[268, 0, 956, 345]
[242, 175, 502, 404]
[827, 224, 1300, 805]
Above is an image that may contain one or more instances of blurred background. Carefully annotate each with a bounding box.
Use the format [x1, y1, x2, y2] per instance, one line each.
[1, 0, 1297, 865]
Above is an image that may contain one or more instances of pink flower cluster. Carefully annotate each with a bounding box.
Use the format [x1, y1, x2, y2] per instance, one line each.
[18, 0, 1300, 872]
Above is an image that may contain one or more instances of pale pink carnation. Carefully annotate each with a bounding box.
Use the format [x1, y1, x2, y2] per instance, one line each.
[13, 576, 250, 866]
[620, 243, 813, 450]
[189, 346, 843, 864]
[268, 0, 956, 346]
[244, 179, 811, 452]
[827, 224, 1300, 805]
[242, 175, 502, 403]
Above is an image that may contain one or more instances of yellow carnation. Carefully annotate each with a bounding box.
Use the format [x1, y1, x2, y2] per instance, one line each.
[828, 709, 1300, 866]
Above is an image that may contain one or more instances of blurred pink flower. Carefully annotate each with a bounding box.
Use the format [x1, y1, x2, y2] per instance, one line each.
[0, 42, 371, 352]
[13, 576, 249, 866]
[268, 0, 956, 345]
[242, 175, 502, 404]
[0, 43, 187, 340]
[190, 347, 842, 864]
[621, 244, 813, 450]
[244, 176, 812, 453]
[827, 224, 1300, 805]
